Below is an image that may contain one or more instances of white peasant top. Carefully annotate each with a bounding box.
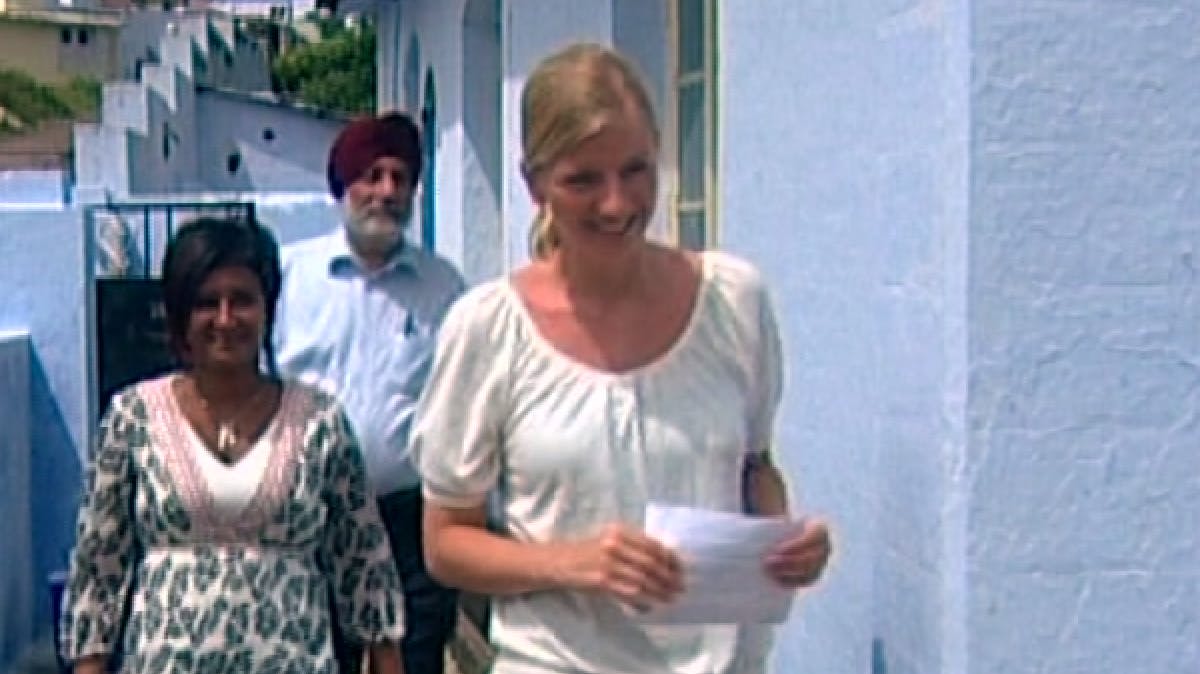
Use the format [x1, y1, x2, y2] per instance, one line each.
[411, 250, 784, 674]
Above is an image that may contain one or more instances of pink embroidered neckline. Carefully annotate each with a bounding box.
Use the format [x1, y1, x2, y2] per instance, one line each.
[142, 374, 305, 543]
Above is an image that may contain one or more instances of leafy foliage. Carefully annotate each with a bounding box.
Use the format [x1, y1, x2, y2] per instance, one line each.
[57, 76, 103, 118]
[272, 17, 375, 117]
[0, 69, 102, 133]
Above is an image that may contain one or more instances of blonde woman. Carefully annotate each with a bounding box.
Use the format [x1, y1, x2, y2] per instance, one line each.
[411, 43, 831, 674]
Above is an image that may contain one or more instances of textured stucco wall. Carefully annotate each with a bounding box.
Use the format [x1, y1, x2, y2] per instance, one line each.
[967, 3, 1200, 672]
[721, 2, 970, 673]
[0, 332, 34, 674]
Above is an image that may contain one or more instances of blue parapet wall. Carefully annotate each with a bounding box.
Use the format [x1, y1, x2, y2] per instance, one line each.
[0, 212, 89, 658]
[0, 332, 34, 674]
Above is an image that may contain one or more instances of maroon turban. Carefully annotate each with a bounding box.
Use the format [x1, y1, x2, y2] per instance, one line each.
[326, 112, 422, 200]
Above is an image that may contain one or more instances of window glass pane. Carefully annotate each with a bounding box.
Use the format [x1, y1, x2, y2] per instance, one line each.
[677, 81, 705, 202]
[678, 0, 704, 74]
[678, 210, 707, 250]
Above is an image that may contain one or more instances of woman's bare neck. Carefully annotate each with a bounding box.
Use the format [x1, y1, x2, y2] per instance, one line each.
[551, 243, 657, 305]
[187, 367, 264, 403]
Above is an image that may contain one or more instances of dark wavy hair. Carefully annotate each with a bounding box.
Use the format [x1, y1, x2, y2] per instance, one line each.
[160, 216, 282, 375]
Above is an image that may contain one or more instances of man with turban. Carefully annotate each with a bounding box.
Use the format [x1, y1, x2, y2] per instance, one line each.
[275, 111, 465, 674]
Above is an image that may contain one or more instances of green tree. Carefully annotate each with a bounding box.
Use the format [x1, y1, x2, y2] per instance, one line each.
[273, 18, 375, 117]
[56, 76, 103, 118]
[0, 69, 101, 134]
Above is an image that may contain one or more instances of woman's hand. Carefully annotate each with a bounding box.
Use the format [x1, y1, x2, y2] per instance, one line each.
[554, 522, 685, 610]
[763, 518, 832, 589]
[367, 641, 404, 674]
[72, 656, 107, 674]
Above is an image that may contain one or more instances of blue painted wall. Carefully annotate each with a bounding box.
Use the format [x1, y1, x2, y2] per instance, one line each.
[722, 1, 1198, 673]
[0, 212, 91, 657]
[966, 2, 1200, 672]
[721, 3, 970, 673]
[0, 332, 35, 674]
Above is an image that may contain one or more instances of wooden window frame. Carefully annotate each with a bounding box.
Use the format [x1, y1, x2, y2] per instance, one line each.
[667, 0, 718, 249]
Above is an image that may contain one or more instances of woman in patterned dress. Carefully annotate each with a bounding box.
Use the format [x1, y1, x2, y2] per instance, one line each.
[60, 217, 406, 674]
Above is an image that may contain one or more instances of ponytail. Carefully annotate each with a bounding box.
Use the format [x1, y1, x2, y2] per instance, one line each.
[528, 207, 560, 260]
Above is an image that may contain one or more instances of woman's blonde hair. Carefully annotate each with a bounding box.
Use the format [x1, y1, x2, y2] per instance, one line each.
[521, 42, 660, 259]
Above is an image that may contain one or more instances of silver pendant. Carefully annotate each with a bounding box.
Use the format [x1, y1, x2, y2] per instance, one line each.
[216, 422, 238, 458]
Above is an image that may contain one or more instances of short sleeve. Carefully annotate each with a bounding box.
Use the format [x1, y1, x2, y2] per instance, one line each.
[410, 286, 510, 508]
[745, 278, 784, 456]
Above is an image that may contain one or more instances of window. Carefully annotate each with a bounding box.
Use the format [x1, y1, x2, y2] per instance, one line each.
[669, 0, 717, 250]
[77, 28, 89, 45]
[61, 28, 72, 44]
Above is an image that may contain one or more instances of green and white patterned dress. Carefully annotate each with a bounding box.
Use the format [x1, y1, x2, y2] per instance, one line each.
[60, 374, 405, 674]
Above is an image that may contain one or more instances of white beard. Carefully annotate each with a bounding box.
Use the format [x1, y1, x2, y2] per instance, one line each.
[344, 206, 410, 257]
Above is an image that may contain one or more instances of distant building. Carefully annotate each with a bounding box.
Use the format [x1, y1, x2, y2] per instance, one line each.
[0, 8, 123, 84]
[0, 4, 339, 204]
[73, 9, 343, 200]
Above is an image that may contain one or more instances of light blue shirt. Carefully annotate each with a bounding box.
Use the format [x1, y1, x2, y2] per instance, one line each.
[274, 230, 465, 496]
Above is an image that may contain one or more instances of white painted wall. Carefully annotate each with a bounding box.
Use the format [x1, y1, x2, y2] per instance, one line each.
[195, 89, 344, 193]
[0, 171, 68, 207]
[460, 0, 503, 284]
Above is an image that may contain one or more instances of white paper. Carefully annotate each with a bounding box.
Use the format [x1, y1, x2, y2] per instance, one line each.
[640, 503, 799, 625]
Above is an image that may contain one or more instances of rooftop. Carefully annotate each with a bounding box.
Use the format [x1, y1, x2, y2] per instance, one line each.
[0, 119, 75, 170]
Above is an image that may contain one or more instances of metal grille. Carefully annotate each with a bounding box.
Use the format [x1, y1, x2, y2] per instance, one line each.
[86, 200, 256, 413]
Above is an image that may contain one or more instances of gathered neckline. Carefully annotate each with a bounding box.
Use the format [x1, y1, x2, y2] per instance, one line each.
[502, 251, 713, 381]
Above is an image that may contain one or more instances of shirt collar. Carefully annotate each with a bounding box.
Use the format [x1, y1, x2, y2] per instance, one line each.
[325, 229, 420, 278]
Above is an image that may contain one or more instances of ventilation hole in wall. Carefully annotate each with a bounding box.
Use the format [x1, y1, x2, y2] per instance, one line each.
[227, 151, 242, 174]
[262, 128, 275, 142]
[162, 123, 177, 160]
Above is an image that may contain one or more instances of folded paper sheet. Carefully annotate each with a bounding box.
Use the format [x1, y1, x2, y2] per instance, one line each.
[641, 503, 799, 625]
